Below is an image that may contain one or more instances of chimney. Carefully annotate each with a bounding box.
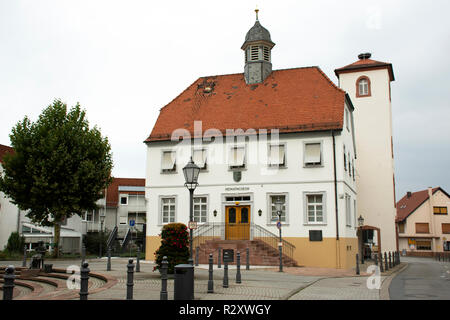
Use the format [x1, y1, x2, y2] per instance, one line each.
[406, 191, 412, 198]
[358, 53, 372, 60]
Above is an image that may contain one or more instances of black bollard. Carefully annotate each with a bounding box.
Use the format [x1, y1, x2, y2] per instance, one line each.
[208, 253, 214, 293]
[107, 247, 111, 271]
[379, 253, 384, 272]
[22, 245, 27, 268]
[236, 251, 242, 284]
[195, 247, 199, 267]
[374, 253, 378, 266]
[356, 254, 360, 275]
[389, 252, 392, 268]
[223, 259, 229, 288]
[136, 247, 141, 273]
[126, 259, 134, 300]
[398, 251, 401, 264]
[2, 265, 16, 300]
[160, 256, 168, 300]
[79, 262, 90, 300]
[246, 247, 250, 270]
[384, 252, 389, 271]
[81, 244, 86, 266]
[218, 248, 221, 268]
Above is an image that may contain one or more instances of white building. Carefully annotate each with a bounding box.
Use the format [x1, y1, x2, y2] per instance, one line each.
[144, 15, 362, 268]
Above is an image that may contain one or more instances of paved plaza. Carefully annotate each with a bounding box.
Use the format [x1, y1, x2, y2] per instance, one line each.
[0, 256, 406, 300]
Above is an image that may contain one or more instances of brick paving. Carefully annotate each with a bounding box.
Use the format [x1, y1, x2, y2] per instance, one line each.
[1, 257, 406, 300]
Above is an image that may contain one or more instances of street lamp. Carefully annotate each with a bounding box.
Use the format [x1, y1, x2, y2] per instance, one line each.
[357, 215, 365, 264]
[358, 215, 365, 227]
[99, 213, 105, 258]
[274, 196, 284, 272]
[183, 156, 200, 264]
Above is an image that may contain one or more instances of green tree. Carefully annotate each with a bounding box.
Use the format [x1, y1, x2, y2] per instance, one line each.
[5, 232, 25, 253]
[0, 99, 113, 257]
[154, 223, 190, 274]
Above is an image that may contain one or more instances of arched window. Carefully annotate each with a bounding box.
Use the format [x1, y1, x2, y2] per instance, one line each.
[356, 76, 371, 97]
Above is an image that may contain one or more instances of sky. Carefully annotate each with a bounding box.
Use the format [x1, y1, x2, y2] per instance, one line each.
[0, 0, 449, 199]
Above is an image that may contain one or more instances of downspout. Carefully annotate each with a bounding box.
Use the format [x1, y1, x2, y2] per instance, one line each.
[332, 130, 341, 268]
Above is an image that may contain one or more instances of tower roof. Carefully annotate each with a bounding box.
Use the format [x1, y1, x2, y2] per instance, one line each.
[241, 12, 275, 49]
[335, 53, 395, 81]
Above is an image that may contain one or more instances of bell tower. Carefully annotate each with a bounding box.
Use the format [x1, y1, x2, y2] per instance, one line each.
[241, 9, 275, 84]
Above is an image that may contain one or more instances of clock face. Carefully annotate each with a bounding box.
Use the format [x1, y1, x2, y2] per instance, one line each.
[233, 171, 242, 183]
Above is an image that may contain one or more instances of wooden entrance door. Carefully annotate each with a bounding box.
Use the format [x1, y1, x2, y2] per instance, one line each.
[225, 206, 250, 240]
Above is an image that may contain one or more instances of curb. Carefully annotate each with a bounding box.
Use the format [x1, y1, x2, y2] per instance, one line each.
[379, 263, 409, 300]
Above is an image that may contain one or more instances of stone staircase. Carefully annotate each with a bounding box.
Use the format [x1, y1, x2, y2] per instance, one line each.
[195, 240, 298, 267]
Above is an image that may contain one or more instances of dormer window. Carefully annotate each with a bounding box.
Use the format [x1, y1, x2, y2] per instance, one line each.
[356, 76, 371, 97]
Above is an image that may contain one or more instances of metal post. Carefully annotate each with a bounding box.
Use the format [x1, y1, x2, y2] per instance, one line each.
[374, 253, 378, 266]
[189, 189, 194, 264]
[246, 247, 250, 270]
[2, 266, 15, 300]
[160, 256, 168, 300]
[236, 251, 242, 284]
[136, 247, 141, 273]
[208, 253, 214, 293]
[384, 252, 389, 271]
[223, 260, 229, 288]
[126, 259, 134, 300]
[107, 247, 111, 271]
[218, 248, 221, 268]
[361, 249, 365, 265]
[389, 252, 392, 268]
[79, 262, 90, 300]
[81, 244, 86, 266]
[195, 247, 199, 266]
[99, 220, 104, 258]
[356, 254, 360, 275]
[379, 253, 384, 272]
[22, 245, 27, 268]
[398, 251, 401, 264]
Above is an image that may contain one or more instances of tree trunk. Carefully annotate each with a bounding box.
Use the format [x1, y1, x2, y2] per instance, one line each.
[53, 223, 61, 258]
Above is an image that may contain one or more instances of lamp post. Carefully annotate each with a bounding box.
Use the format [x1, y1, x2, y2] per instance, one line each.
[183, 156, 200, 264]
[358, 215, 365, 264]
[99, 214, 105, 258]
[274, 196, 284, 272]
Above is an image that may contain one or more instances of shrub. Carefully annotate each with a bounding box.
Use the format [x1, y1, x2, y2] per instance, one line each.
[6, 232, 25, 253]
[83, 230, 110, 255]
[154, 223, 190, 274]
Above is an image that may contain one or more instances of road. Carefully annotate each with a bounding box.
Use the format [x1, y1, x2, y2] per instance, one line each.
[389, 256, 450, 300]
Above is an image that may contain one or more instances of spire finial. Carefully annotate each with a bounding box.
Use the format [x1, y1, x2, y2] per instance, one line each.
[255, 6, 259, 21]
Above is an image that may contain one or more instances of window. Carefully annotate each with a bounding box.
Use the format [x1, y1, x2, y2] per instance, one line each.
[415, 223, 430, 234]
[128, 212, 146, 225]
[398, 222, 405, 233]
[357, 77, 371, 97]
[250, 45, 259, 61]
[120, 196, 128, 205]
[225, 196, 251, 202]
[352, 159, 355, 181]
[345, 194, 352, 227]
[161, 197, 176, 224]
[268, 144, 286, 167]
[304, 193, 326, 224]
[161, 150, 176, 173]
[345, 108, 350, 130]
[416, 240, 432, 251]
[263, 46, 270, 62]
[229, 146, 246, 169]
[309, 230, 323, 242]
[119, 216, 128, 225]
[343, 146, 347, 171]
[269, 194, 287, 223]
[193, 197, 207, 223]
[348, 153, 351, 176]
[304, 142, 322, 167]
[442, 223, 450, 234]
[193, 149, 207, 170]
[434, 207, 448, 215]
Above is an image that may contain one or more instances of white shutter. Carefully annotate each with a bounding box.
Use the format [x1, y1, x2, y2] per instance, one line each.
[305, 143, 321, 165]
[230, 147, 245, 167]
[193, 149, 206, 168]
[161, 151, 176, 170]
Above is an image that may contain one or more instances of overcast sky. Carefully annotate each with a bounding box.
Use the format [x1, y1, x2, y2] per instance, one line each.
[0, 0, 449, 199]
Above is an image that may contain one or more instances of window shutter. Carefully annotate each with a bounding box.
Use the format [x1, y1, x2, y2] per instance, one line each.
[269, 144, 285, 166]
[415, 223, 430, 234]
[442, 223, 450, 234]
[230, 147, 245, 167]
[305, 143, 321, 165]
[193, 149, 206, 169]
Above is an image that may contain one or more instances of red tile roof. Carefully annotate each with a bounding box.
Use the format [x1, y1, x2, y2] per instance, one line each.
[106, 177, 145, 208]
[335, 58, 395, 81]
[0, 144, 14, 164]
[145, 67, 347, 142]
[396, 187, 449, 222]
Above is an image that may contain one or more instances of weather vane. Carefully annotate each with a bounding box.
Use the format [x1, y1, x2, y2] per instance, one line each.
[255, 6, 259, 21]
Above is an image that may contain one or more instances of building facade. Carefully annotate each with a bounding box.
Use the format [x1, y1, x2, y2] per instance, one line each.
[144, 15, 363, 268]
[396, 187, 450, 256]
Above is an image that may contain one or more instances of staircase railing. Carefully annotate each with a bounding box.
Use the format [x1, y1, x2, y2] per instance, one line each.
[192, 222, 296, 261]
